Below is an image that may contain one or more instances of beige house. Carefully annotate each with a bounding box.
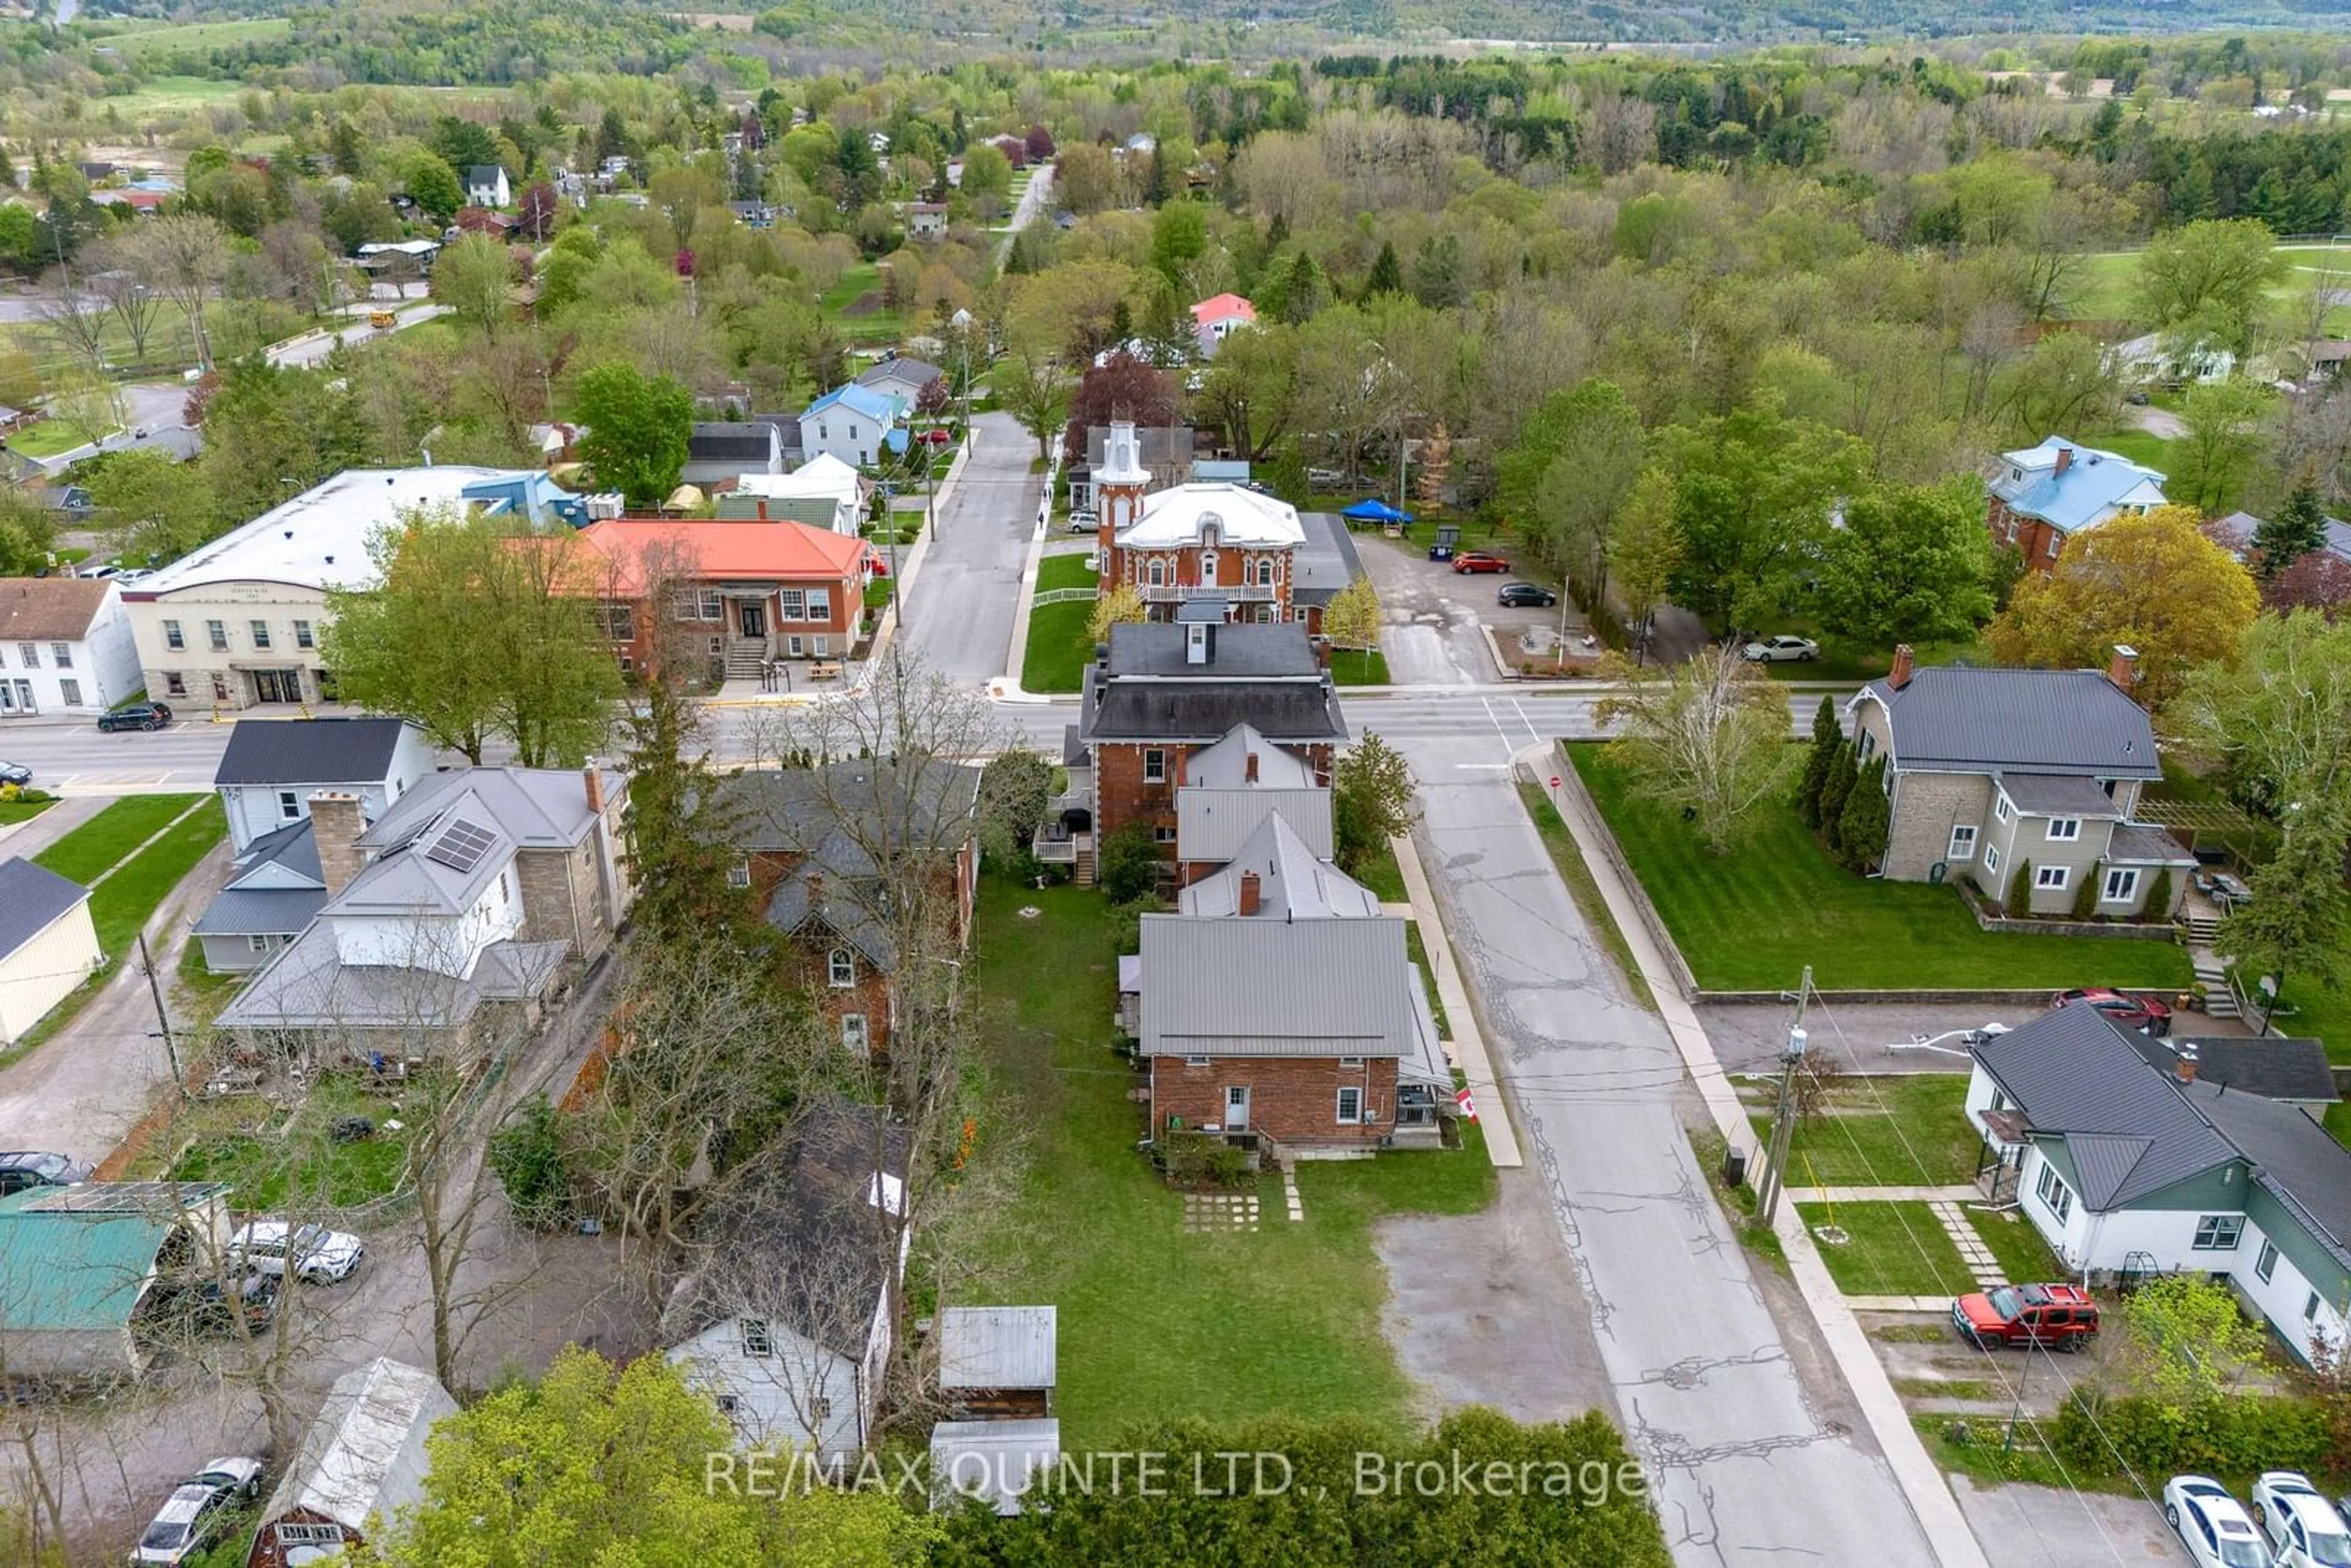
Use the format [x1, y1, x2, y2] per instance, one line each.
[0, 858, 101, 1045]
[1845, 646, 2193, 918]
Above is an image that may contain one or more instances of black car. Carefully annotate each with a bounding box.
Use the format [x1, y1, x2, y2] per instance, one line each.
[97, 701, 173, 732]
[0, 1150, 91, 1195]
[1497, 581, 1558, 609]
[0, 761, 28, 787]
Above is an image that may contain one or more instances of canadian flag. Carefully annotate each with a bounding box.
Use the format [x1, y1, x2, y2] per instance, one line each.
[1455, 1085, 1477, 1122]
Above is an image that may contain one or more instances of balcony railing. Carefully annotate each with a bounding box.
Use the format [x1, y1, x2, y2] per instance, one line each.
[1032, 830, 1087, 865]
[1138, 583, 1277, 604]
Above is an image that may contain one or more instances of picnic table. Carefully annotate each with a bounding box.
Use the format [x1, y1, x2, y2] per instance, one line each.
[809, 661, 844, 682]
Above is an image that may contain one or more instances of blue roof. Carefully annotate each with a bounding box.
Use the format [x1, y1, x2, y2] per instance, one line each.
[1992, 437, 2167, 535]
[459, 471, 587, 528]
[883, 428, 909, 455]
[803, 383, 901, 423]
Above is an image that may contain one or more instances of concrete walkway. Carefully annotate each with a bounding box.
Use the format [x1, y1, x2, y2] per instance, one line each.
[1850, 1296, 1960, 1313]
[1531, 754, 1992, 1568]
[1389, 830, 1521, 1169]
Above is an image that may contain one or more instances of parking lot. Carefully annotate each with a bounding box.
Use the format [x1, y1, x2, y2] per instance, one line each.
[1354, 528, 1580, 685]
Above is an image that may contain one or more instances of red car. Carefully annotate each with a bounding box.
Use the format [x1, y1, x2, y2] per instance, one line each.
[1451, 552, 1511, 574]
[1951, 1282, 2098, 1351]
[2052, 987, 2173, 1035]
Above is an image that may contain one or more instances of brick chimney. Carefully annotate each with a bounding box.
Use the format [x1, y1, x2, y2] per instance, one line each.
[583, 763, 604, 815]
[1888, 644, 1914, 690]
[309, 791, 367, 901]
[2176, 1043, 2199, 1085]
[2053, 444, 2073, 477]
[1239, 869, 1261, 917]
[1245, 751, 1259, 784]
[2107, 644, 2139, 694]
[806, 869, 823, 907]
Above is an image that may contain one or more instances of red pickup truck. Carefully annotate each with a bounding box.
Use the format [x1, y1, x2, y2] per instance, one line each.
[1951, 1283, 2099, 1351]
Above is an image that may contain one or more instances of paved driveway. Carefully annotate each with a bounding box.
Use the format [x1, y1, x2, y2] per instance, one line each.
[1357, 532, 1504, 685]
[1382, 711, 1941, 1565]
[1952, 1477, 2187, 1566]
[892, 412, 1041, 683]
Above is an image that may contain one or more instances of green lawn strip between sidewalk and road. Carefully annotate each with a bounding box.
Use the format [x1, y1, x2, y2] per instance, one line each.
[1352, 842, 1407, 904]
[1401, 921, 1450, 1040]
[1757, 1076, 1978, 1187]
[1569, 745, 2192, 994]
[1795, 1199, 1977, 1297]
[1331, 650, 1389, 686]
[1514, 781, 1657, 1013]
[968, 880, 1494, 1449]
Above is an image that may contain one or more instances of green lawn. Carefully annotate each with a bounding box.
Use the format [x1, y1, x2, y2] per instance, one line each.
[0, 797, 55, 825]
[103, 17, 292, 56]
[170, 1074, 410, 1210]
[1570, 745, 2194, 993]
[2079, 426, 2174, 475]
[1763, 1075, 1979, 1188]
[967, 880, 1495, 1447]
[34, 794, 211, 887]
[817, 263, 909, 344]
[1796, 1200, 1977, 1297]
[1034, 552, 1095, 593]
[1331, 649, 1389, 686]
[1351, 841, 1408, 904]
[1021, 599, 1093, 694]
[5, 419, 97, 459]
[1402, 921, 1450, 1039]
[1967, 1205, 2064, 1286]
[2327, 1100, 2351, 1150]
[87, 800, 227, 957]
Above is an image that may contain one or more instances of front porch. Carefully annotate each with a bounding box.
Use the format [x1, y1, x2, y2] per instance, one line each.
[1034, 773, 1095, 885]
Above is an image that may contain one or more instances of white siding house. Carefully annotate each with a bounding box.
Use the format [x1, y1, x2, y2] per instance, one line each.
[212, 718, 435, 853]
[0, 860, 101, 1045]
[0, 577, 141, 716]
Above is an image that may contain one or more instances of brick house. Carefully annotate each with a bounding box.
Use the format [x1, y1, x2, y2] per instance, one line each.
[1093, 421, 1305, 625]
[1987, 436, 2167, 572]
[1171, 721, 1332, 887]
[564, 515, 872, 682]
[1074, 618, 1347, 852]
[1139, 811, 1448, 1151]
[717, 761, 981, 1057]
[1845, 645, 2192, 917]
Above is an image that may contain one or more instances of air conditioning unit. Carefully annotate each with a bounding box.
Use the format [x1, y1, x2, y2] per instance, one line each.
[584, 492, 625, 520]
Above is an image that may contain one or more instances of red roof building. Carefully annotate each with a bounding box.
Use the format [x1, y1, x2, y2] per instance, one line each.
[563, 517, 874, 679]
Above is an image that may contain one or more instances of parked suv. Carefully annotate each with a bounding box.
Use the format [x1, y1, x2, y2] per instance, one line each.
[2052, 987, 2174, 1036]
[227, 1220, 364, 1285]
[97, 700, 173, 733]
[1450, 551, 1510, 574]
[0, 1150, 91, 1196]
[1951, 1282, 2099, 1351]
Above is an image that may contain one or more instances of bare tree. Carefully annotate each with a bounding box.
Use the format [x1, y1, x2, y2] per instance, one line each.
[119, 215, 231, 372]
[31, 270, 108, 375]
[1593, 642, 1802, 853]
[89, 264, 166, 368]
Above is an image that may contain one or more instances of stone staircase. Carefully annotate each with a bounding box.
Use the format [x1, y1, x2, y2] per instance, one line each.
[2192, 951, 2240, 1019]
[724, 637, 767, 681]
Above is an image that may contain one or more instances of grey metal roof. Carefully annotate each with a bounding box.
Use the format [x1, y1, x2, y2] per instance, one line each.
[0, 859, 89, 960]
[2135, 1036, 2339, 1105]
[190, 887, 327, 937]
[854, 356, 943, 393]
[212, 718, 418, 787]
[939, 1306, 1057, 1390]
[227, 819, 324, 888]
[1180, 811, 1369, 919]
[1102, 621, 1322, 679]
[356, 766, 610, 852]
[217, 925, 564, 1032]
[1970, 1005, 2238, 1208]
[2106, 823, 2197, 865]
[1178, 787, 1333, 867]
[930, 1419, 1060, 1516]
[1855, 666, 2160, 779]
[255, 1359, 456, 1538]
[2191, 1082, 2351, 1273]
[1995, 772, 2123, 818]
[1293, 509, 1365, 606]
[1186, 723, 1313, 789]
[337, 798, 514, 917]
[1139, 913, 1409, 1058]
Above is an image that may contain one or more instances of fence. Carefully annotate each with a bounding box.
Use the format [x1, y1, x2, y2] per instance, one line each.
[1032, 586, 1099, 606]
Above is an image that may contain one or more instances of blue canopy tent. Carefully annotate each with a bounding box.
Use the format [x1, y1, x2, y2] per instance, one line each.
[1342, 498, 1414, 525]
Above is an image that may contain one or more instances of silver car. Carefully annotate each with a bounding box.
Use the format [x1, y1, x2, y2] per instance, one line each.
[130, 1456, 263, 1565]
[228, 1220, 364, 1285]
[1740, 634, 1820, 663]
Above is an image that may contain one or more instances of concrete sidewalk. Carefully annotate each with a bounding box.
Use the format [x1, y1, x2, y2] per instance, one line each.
[1389, 831, 1522, 1169]
[1529, 754, 1992, 1568]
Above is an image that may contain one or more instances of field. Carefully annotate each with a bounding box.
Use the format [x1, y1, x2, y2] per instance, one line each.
[817, 263, 910, 345]
[2069, 241, 2351, 335]
[99, 18, 293, 58]
[83, 76, 249, 121]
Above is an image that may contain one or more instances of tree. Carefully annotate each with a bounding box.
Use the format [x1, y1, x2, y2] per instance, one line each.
[1061, 350, 1182, 465]
[1098, 823, 1161, 902]
[978, 748, 1055, 861]
[1087, 582, 1146, 644]
[2121, 1275, 2273, 1411]
[430, 232, 517, 342]
[1816, 740, 1858, 845]
[118, 214, 230, 370]
[574, 362, 692, 508]
[2134, 219, 2289, 360]
[80, 448, 217, 565]
[959, 141, 1013, 206]
[1655, 403, 1867, 632]
[1798, 696, 1842, 828]
[994, 351, 1071, 463]
[400, 150, 465, 223]
[1594, 643, 1799, 853]
[2169, 378, 2271, 514]
[1321, 576, 1383, 677]
[622, 675, 768, 950]
[2257, 485, 2330, 578]
[2265, 550, 2351, 617]
[517, 181, 560, 242]
[2172, 609, 2351, 816]
[1986, 506, 2259, 708]
[1332, 733, 1415, 874]
[353, 1347, 932, 1567]
[1816, 479, 1994, 650]
[1609, 467, 1683, 659]
[1834, 756, 1890, 872]
[1362, 239, 1404, 301]
[198, 359, 368, 522]
[322, 504, 621, 766]
[2221, 790, 2351, 1035]
[2006, 858, 2034, 918]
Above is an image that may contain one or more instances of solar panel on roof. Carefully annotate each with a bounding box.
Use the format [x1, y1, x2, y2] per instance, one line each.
[424, 817, 497, 874]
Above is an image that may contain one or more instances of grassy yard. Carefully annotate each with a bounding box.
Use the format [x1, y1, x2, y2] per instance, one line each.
[168, 1075, 410, 1210]
[1967, 1205, 2064, 1285]
[1020, 601, 1093, 694]
[1035, 552, 1095, 593]
[4, 419, 97, 459]
[966, 879, 1496, 1447]
[1796, 1200, 1977, 1297]
[1762, 1075, 1979, 1188]
[87, 800, 227, 957]
[103, 17, 293, 56]
[34, 794, 211, 887]
[2078, 426, 2174, 474]
[1516, 781, 1657, 1013]
[1351, 841, 1408, 904]
[1330, 649, 1390, 686]
[1571, 745, 2194, 993]
[0, 797, 56, 825]
[818, 263, 909, 344]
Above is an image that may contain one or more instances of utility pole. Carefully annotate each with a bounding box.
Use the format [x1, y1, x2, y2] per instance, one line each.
[1755, 965, 1812, 1226]
[137, 931, 186, 1101]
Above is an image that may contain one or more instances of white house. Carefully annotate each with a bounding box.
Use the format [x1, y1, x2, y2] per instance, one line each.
[1188, 293, 1256, 358]
[463, 165, 511, 209]
[797, 384, 906, 470]
[0, 577, 142, 718]
[666, 1101, 910, 1465]
[211, 717, 435, 853]
[0, 860, 100, 1045]
[724, 454, 868, 535]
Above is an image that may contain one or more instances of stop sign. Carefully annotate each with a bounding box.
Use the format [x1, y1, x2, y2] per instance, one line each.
[1549, 776, 1561, 789]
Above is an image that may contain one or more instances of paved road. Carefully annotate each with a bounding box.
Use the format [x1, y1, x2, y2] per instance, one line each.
[266, 302, 449, 369]
[890, 412, 1041, 683]
[996, 165, 1055, 266]
[1391, 716, 1941, 1566]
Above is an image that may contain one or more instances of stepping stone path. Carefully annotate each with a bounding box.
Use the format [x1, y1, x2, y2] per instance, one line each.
[1181, 1193, 1259, 1233]
[1283, 1171, 1303, 1223]
[1929, 1198, 2006, 1291]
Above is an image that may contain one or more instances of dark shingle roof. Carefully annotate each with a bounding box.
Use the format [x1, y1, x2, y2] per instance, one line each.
[1996, 772, 2123, 818]
[2134, 1036, 2339, 1105]
[1104, 622, 1322, 679]
[213, 718, 415, 788]
[1971, 1005, 2237, 1207]
[2189, 1082, 2351, 1272]
[688, 424, 781, 463]
[1082, 669, 1350, 745]
[0, 859, 89, 959]
[1858, 666, 2160, 779]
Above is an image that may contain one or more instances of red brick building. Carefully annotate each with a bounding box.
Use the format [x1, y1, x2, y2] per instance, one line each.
[1093, 419, 1305, 625]
[1985, 436, 2168, 572]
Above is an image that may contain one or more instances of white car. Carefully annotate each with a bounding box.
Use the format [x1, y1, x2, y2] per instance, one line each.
[228, 1220, 364, 1285]
[2253, 1472, 2351, 1567]
[1067, 509, 1098, 533]
[2167, 1474, 2278, 1568]
[130, 1457, 263, 1564]
[1739, 634, 1819, 663]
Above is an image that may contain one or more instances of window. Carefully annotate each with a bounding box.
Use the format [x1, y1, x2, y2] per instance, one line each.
[2309, 1291, 2324, 1322]
[247, 619, 270, 650]
[1856, 728, 1875, 761]
[828, 948, 855, 987]
[714, 1394, 742, 1416]
[2102, 867, 2140, 905]
[2035, 1161, 2074, 1225]
[841, 1013, 869, 1052]
[2257, 1240, 2280, 1283]
[1994, 795, 2012, 824]
[2035, 865, 2069, 891]
[2045, 532, 2061, 559]
[1947, 825, 1977, 862]
[811, 636, 829, 657]
[808, 1395, 833, 1424]
[2045, 817, 2080, 842]
[163, 620, 184, 651]
[50, 643, 69, 668]
[1184, 1054, 1209, 1067]
[596, 603, 636, 640]
[56, 678, 78, 707]
[1147, 559, 1166, 587]
[786, 634, 804, 658]
[14, 643, 34, 668]
[211, 673, 230, 702]
[1154, 825, 1177, 843]
[807, 589, 830, 622]
[246, 934, 286, 955]
[1256, 557, 1275, 587]
[164, 673, 186, 697]
[778, 588, 805, 620]
[674, 588, 722, 622]
[1336, 1086, 1363, 1124]
[206, 620, 227, 651]
[740, 1318, 774, 1357]
[279, 790, 301, 822]
[1340, 1056, 1363, 1067]
[293, 619, 314, 650]
[2192, 1215, 2244, 1251]
[1984, 843, 2001, 874]
[727, 860, 751, 889]
[1143, 748, 1166, 783]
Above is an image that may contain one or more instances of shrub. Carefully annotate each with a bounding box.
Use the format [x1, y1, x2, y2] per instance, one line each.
[1098, 823, 1160, 904]
[1816, 742, 1857, 843]
[1157, 1130, 1252, 1188]
[2006, 858, 2033, 919]
[2052, 1387, 2328, 1479]
[1835, 757, 1889, 871]
[487, 1099, 574, 1230]
[2072, 862, 2101, 921]
[2143, 866, 2173, 921]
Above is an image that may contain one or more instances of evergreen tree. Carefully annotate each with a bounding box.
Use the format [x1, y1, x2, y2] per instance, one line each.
[2256, 486, 2329, 579]
[2143, 866, 2173, 923]
[1798, 696, 1842, 827]
[2072, 862, 2102, 920]
[1363, 239, 1404, 300]
[1835, 757, 1889, 871]
[1816, 741, 1858, 844]
[1281, 250, 1324, 324]
[2007, 858, 2035, 918]
[1144, 144, 1172, 206]
[620, 678, 770, 952]
[1265, 210, 1289, 252]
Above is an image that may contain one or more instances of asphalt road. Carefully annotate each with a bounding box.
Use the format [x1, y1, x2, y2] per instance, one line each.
[1392, 723, 1941, 1567]
[890, 411, 1041, 683]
